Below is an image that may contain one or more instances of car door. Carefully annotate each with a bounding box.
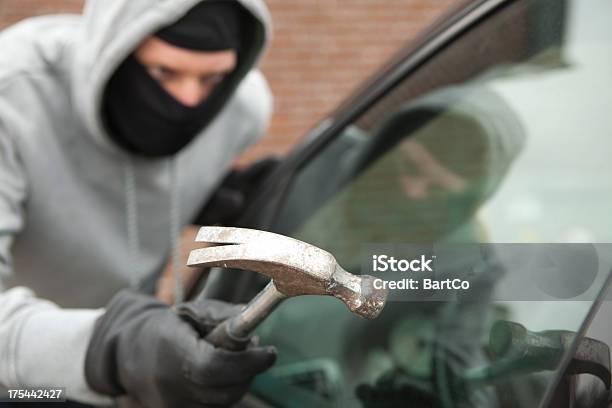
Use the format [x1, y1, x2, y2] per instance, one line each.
[202, 0, 612, 406]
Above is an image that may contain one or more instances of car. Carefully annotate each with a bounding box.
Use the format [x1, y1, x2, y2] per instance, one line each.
[194, 0, 612, 406]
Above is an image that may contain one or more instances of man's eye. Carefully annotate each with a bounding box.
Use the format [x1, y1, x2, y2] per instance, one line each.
[148, 65, 176, 80]
[199, 74, 225, 85]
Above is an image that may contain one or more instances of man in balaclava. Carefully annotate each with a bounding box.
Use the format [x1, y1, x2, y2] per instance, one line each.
[0, 1, 276, 407]
[105, 1, 253, 157]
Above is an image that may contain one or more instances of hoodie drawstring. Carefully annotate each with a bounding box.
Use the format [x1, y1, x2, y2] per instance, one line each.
[124, 158, 183, 303]
[124, 160, 141, 288]
[170, 158, 184, 303]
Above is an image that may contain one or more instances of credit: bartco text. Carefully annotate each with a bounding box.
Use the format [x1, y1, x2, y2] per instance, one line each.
[371, 254, 470, 292]
[373, 278, 470, 290]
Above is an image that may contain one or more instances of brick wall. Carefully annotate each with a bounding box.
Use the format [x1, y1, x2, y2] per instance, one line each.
[0, 0, 455, 162]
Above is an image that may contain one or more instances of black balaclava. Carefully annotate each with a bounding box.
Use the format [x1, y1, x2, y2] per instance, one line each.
[103, 1, 251, 157]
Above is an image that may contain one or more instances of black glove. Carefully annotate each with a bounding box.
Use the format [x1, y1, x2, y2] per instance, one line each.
[85, 290, 276, 408]
[175, 298, 243, 338]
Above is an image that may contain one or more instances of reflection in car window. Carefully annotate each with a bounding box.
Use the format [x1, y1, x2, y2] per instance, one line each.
[252, 0, 612, 407]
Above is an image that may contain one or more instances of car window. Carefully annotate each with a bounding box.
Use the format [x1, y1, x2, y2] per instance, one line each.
[251, 0, 612, 406]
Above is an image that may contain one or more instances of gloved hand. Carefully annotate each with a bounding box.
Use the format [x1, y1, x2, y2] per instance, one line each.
[85, 290, 276, 408]
[175, 297, 243, 338]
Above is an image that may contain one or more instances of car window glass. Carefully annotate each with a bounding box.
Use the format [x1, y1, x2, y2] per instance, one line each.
[252, 0, 612, 406]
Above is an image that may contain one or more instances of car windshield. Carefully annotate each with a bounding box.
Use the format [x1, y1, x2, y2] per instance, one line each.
[249, 0, 612, 406]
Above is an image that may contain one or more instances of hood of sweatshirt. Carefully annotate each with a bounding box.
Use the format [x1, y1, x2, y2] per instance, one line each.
[71, 0, 272, 157]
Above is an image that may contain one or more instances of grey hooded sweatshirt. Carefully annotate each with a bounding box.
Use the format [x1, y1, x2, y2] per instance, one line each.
[0, 0, 272, 404]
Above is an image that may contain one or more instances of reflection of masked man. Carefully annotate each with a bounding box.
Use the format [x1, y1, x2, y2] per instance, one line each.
[339, 85, 525, 407]
[344, 85, 525, 245]
[0, 1, 275, 407]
